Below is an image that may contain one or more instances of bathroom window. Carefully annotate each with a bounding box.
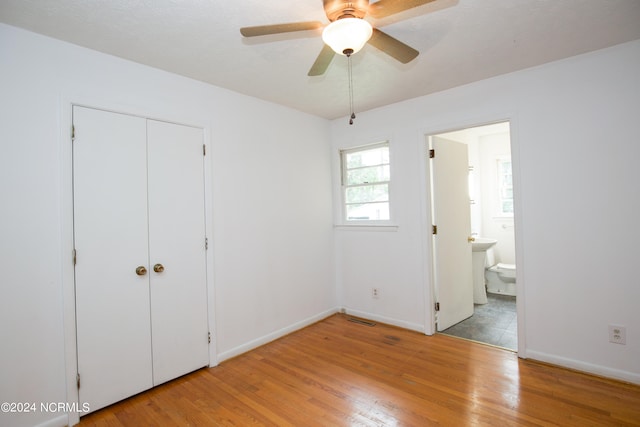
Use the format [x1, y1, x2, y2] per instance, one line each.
[497, 158, 513, 215]
[340, 142, 390, 222]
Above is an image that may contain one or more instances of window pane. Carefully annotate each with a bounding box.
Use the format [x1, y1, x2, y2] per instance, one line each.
[342, 142, 391, 222]
[346, 146, 389, 169]
[345, 183, 388, 204]
[346, 165, 390, 185]
[497, 158, 514, 216]
[346, 202, 390, 221]
[501, 161, 512, 173]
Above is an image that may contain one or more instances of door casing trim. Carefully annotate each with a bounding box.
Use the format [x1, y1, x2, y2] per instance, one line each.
[417, 115, 526, 358]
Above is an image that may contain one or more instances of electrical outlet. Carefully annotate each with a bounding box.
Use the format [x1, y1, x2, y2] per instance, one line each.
[609, 324, 626, 345]
[372, 288, 380, 299]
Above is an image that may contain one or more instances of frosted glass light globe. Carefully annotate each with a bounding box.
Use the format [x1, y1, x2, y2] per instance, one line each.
[322, 18, 373, 56]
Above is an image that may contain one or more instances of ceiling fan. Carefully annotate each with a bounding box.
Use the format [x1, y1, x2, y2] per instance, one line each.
[240, 0, 437, 76]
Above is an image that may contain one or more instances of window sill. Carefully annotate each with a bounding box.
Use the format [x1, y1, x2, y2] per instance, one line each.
[334, 224, 399, 232]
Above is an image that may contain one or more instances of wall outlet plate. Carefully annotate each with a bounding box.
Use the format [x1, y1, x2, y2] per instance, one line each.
[609, 324, 626, 345]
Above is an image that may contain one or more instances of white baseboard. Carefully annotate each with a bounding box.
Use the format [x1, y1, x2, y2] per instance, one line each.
[217, 308, 339, 363]
[343, 308, 425, 334]
[526, 350, 640, 385]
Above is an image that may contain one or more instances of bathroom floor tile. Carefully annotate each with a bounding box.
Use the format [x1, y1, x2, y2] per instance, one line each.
[498, 331, 518, 350]
[440, 293, 517, 351]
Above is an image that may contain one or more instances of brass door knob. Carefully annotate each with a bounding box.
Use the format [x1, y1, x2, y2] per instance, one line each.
[468, 236, 476, 243]
[136, 266, 147, 276]
[153, 263, 165, 273]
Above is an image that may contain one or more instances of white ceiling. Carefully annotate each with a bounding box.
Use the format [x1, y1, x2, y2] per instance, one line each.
[2, 0, 640, 120]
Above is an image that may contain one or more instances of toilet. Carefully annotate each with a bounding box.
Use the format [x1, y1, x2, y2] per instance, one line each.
[483, 248, 517, 296]
[485, 263, 516, 296]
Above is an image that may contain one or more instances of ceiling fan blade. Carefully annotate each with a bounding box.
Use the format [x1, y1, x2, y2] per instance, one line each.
[308, 45, 336, 76]
[240, 21, 323, 37]
[368, 0, 438, 19]
[368, 28, 419, 64]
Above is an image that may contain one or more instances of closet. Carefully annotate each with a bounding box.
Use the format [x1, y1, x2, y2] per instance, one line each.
[72, 106, 209, 413]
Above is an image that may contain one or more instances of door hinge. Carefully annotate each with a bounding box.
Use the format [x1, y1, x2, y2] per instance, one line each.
[205, 237, 209, 250]
[429, 149, 435, 158]
[432, 225, 438, 235]
[72, 249, 77, 265]
[203, 144, 206, 156]
[435, 302, 440, 312]
[71, 124, 75, 142]
[208, 332, 211, 344]
[76, 373, 81, 389]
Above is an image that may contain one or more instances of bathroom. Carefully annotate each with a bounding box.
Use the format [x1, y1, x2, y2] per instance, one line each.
[436, 121, 518, 350]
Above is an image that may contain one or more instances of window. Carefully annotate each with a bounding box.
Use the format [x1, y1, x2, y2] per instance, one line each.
[341, 142, 390, 222]
[497, 158, 513, 215]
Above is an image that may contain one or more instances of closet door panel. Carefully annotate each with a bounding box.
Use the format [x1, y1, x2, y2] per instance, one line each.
[147, 120, 209, 385]
[73, 106, 153, 412]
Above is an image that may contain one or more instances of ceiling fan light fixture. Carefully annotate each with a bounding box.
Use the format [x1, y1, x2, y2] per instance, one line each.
[322, 17, 373, 56]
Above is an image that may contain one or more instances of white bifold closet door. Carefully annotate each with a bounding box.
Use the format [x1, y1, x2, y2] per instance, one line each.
[146, 119, 209, 385]
[73, 106, 209, 413]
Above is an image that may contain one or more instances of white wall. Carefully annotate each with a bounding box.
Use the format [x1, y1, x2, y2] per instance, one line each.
[478, 132, 515, 264]
[0, 24, 335, 427]
[1, 20, 638, 427]
[331, 39, 640, 383]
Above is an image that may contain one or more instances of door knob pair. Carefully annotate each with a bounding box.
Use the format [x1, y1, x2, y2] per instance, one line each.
[135, 264, 165, 276]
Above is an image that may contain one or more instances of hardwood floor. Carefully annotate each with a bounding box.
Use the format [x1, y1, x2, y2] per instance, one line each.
[79, 314, 640, 426]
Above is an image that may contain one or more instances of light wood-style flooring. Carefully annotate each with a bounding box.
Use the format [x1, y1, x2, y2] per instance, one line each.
[79, 314, 640, 426]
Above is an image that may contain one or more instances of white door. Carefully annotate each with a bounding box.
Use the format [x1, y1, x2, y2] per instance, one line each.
[147, 120, 209, 385]
[73, 106, 153, 412]
[431, 137, 474, 331]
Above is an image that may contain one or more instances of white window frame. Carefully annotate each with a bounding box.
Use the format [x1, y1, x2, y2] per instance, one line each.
[496, 156, 514, 217]
[340, 141, 391, 224]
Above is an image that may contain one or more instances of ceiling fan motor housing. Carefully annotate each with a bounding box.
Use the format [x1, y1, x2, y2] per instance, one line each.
[323, 0, 369, 21]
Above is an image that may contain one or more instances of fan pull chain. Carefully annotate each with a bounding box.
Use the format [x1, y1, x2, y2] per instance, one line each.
[347, 52, 356, 125]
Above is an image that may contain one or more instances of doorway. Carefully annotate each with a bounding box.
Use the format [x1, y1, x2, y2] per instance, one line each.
[429, 121, 518, 351]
